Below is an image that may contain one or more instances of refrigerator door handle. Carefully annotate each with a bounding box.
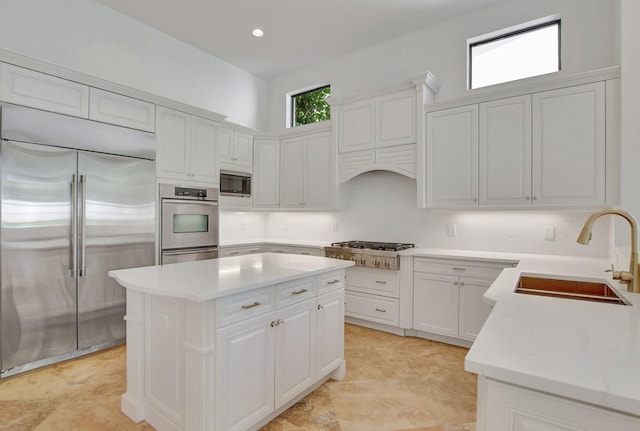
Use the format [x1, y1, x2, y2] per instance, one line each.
[70, 174, 78, 278]
[79, 174, 87, 277]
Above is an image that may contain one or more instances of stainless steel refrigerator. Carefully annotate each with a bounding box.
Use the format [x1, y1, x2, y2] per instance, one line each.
[0, 104, 156, 377]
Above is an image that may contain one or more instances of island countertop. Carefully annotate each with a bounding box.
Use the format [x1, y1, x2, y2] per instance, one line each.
[108, 252, 354, 302]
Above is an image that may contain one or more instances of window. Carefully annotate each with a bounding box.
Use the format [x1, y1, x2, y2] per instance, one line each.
[469, 19, 560, 90]
[290, 85, 330, 127]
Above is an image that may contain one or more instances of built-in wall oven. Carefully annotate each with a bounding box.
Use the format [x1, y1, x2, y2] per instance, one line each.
[159, 183, 219, 264]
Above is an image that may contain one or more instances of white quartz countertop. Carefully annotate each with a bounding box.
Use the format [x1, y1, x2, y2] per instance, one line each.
[109, 253, 354, 302]
[220, 238, 330, 248]
[405, 248, 640, 416]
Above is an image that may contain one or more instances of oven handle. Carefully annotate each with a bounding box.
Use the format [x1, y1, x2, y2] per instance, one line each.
[162, 246, 218, 256]
[162, 199, 218, 206]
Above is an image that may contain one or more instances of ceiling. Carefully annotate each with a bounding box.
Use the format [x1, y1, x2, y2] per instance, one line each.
[94, 0, 503, 79]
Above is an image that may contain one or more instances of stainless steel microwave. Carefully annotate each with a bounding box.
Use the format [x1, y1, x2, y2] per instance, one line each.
[220, 170, 251, 197]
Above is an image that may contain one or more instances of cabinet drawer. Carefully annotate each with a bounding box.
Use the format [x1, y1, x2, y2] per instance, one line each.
[345, 267, 399, 297]
[345, 291, 399, 326]
[0, 63, 89, 117]
[293, 246, 322, 256]
[265, 245, 294, 254]
[276, 276, 316, 308]
[89, 88, 155, 131]
[414, 258, 510, 280]
[217, 286, 275, 327]
[219, 245, 263, 257]
[317, 270, 345, 294]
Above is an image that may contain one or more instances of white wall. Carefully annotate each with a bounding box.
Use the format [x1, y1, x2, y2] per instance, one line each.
[266, 0, 618, 132]
[615, 0, 640, 265]
[0, 0, 268, 130]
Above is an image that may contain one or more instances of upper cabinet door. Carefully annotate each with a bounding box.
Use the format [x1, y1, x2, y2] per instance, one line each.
[280, 137, 305, 208]
[426, 105, 479, 207]
[216, 127, 235, 164]
[339, 100, 375, 152]
[189, 117, 217, 184]
[376, 89, 416, 148]
[479, 95, 532, 207]
[253, 139, 281, 209]
[233, 132, 254, 170]
[532, 82, 605, 206]
[156, 107, 190, 180]
[89, 88, 155, 132]
[0, 63, 89, 118]
[304, 132, 332, 209]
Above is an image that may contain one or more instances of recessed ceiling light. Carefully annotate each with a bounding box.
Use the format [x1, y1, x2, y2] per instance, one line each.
[252, 28, 264, 37]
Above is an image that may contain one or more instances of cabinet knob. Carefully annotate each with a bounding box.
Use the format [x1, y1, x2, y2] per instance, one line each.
[453, 281, 459, 286]
[533, 196, 538, 201]
[526, 196, 531, 200]
[460, 282, 465, 286]
[317, 304, 324, 310]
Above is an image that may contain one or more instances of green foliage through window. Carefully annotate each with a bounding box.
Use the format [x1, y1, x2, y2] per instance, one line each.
[292, 86, 330, 127]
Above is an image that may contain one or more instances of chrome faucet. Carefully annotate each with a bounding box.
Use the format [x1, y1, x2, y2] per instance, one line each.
[576, 208, 640, 293]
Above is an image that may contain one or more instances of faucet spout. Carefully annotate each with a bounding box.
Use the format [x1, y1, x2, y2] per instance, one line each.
[576, 208, 640, 293]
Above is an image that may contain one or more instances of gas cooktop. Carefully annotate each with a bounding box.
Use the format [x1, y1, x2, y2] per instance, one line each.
[329, 241, 415, 252]
[324, 241, 415, 270]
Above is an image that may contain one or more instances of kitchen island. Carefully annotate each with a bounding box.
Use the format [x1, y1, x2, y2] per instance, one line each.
[109, 253, 354, 431]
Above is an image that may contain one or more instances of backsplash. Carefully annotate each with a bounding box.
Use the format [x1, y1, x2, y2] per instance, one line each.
[221, 171, 611, 258]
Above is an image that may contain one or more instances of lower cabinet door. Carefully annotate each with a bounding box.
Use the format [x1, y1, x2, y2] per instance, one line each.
[216, 312, 275, 431]
[413, 273, 459, 337]
[274, 298, 317, 409]
[458, 277, 493, 341]
[316, 290, 345, 377]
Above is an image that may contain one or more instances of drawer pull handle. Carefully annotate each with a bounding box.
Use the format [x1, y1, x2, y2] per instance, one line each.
[327, 279, 341, 284]
[292, 288, 308, 295]
[375, 308, 387, 313]
[375, 280, 387, 284]
[452, 267, 466, 271]
[241, 301, 261, 309]
[230, 251, 240, 255]
[301, 252, 310, 255]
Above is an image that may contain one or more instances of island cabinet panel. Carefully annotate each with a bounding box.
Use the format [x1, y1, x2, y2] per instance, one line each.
[274, 298, 317, 408]
[479, 377, 640, 431]
[316, 289, 345, 377]
[216, 312, 276, 431]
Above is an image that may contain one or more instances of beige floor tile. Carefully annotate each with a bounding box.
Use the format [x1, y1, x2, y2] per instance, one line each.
[1, 324, 477, 431]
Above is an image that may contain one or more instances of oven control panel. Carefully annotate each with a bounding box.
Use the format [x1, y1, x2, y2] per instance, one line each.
[160, 183, 219, 202]
[175, 187, 207, 198]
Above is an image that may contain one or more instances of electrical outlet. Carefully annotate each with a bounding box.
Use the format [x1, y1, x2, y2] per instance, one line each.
[447, 223, 457, 237]
[332, 223, 339, 232]
[544, 225, 555, 241]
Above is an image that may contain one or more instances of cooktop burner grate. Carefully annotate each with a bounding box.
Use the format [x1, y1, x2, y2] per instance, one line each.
[330, 241, 415, 252]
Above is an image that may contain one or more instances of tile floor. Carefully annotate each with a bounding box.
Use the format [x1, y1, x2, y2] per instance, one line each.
[0, 324, 477, 431]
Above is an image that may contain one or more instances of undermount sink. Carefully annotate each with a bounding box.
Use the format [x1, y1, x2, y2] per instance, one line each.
[515, 275, 630, 305]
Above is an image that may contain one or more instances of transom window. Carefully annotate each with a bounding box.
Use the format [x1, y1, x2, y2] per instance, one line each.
[469, 19, 561, 90]
[289, 85, 330, 127]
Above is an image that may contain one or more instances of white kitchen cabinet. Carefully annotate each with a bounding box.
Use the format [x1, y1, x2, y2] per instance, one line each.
[316, 289, 345, 377]
[413, 258, 512, 344]
[344, 267, 401, 328]
[376, 89, 416, 148]
[215, 275, 344, 431]
[280, 132, 333, 209]
[339, 88, 416, 152]
[218, 244, 263, 257]
[293, 246, 323, 256]
[427, 81, 608, 209]
[216, 312, 275, 431]
[339, 99, 375, 152]
[89, 87, 155, 131]
[274, 298, 316, 408]
[532, 82, 605, 206]
[253, 139, 280, 209]
[156, 106, 218, 185]
[217, 126, 253, 172]
[479, 95, 532, 206]
[478, 377, 640, 431]
[0, 62, 89, 117]
[265, 244, 294, 254]
[339, 143, 417, 183]
[425, 105, 479, 207]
